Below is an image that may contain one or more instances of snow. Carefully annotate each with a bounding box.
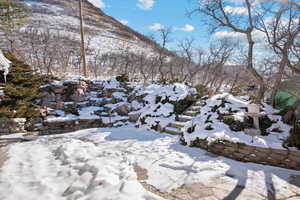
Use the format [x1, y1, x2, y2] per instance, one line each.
[101, 116, 128, 124]
[130, 100, 143, 110]
[0, 50, 11, 82]
[1, 125, 300, 199]
[45, 104, 128, 124]
[2, 74, 298, 198]
[103, 78, 120, 89]
[141, 83, 197, 102]
[51, 80, 64, 87]
[78, 106, 102, 120]
[87, 0, 106, 9]
[112, 92, 127, 101]
[0, 135, 162, 200]
[22, 0, 157, 78]
[0, 87, 4, 97]
[183, 93, 292, 149]
[136, 83, 196, 129]
[46, 114, 78, 123]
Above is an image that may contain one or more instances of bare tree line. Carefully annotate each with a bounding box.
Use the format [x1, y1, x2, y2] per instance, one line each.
[1, 20, 242, 91]
[1, 0, 299, 103]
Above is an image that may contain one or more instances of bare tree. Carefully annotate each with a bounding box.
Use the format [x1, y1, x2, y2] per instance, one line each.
[156, 26, 173, 82]
[190, 0, 266, 102]
[257, 1, 300, 105]
[79, 0, 88, 77]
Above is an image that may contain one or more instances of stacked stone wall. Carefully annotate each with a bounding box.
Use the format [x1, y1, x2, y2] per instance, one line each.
[191, 138, 300, 170]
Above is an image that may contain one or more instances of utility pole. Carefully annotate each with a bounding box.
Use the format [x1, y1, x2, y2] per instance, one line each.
[79, 0, 88, 77]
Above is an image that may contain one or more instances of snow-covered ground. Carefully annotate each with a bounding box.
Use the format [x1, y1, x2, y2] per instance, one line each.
[1, 125, 300, 200]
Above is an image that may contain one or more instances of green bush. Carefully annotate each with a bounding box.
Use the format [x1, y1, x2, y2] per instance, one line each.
[173, 98, 195, 114]
[0, 54, 50, 119]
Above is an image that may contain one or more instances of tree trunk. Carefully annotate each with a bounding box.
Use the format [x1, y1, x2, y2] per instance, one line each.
[271, 58, 287, 106]
[256, 83, 267, 104]
[79, 0, 88, 77]
[246, 32, 266, 103]
[229, 72, 240, 93]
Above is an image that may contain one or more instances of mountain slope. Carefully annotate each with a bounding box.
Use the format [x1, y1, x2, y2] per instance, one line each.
[22, 0, 158, 55]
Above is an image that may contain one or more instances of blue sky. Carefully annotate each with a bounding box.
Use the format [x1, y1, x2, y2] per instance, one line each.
[89, 0, 210, 50]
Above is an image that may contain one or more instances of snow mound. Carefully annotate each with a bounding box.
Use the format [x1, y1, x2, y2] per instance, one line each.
[183, 93, 292, 149]
[142, 83, 197, 102]
[103, 78, 121, 89]
[135, 83, 197, 129]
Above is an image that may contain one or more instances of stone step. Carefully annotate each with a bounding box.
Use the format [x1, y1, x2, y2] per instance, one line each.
[195, 101, 205, 106]
[164, 126, 183, 136]
[77, 101, 90, 108]
[189, 106, 202, 111]
[177, 115, 193, 122]
[183, 110, 199, 117]
[169, 121, 187, 129]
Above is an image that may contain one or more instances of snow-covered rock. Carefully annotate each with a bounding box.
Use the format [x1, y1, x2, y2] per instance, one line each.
[183, 93, 292, 149]
[135, 83, 197, 130]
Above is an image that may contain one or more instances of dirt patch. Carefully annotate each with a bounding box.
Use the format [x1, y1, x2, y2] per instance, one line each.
[133, 163, 276, 200]
[133, 163, 222, 200]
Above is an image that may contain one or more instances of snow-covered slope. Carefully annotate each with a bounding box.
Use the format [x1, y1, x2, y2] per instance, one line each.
[183, 94, 292, 149]
[21, 0, 158, 55]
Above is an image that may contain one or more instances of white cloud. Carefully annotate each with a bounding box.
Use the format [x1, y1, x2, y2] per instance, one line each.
[88, 0, 106, 9]
[120, 20, 129, 25]
[213, 31, 244, 39]
[148, 23, 164, 31]
[180, 24, 195, 32]
[213, 30, 266, 44]
[224, 6, 248, 15]
[137, 0, 154, 10]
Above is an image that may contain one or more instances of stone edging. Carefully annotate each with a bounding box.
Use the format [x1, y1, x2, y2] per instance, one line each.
[190, 138, 300, 171]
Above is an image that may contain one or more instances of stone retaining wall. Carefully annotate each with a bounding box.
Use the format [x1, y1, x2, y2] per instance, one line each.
[36, 119, 107, 135]
[191, 138, 300, 171]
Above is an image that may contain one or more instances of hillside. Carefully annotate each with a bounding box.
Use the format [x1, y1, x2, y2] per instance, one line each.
[22, 0, 158, 55]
